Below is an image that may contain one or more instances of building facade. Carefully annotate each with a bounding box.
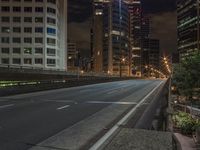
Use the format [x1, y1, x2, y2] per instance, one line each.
[91, 0, 106, 73]
[0, 0, 67, 71]
[177, 0, 200, 60]
[141, 15, 150, 40]
[67, 42, 77, 71]
[142, 38, 160, 78]
[92, 0, 130, 76]
[124, 0, 142, 77]
[142, 38, 160, 70]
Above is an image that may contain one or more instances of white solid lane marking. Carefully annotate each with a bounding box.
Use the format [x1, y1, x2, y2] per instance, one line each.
[87, 101, 137, 105]
[0, 104, 14, 109]
[89, 81, 164, 150]
[57, 105, 70, 110]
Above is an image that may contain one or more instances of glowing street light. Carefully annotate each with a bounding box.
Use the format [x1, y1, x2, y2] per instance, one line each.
[119, 0, 122, 78]
[81, 70, 84, 74]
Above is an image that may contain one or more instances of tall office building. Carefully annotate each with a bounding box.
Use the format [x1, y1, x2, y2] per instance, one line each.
[92, 0, 130, 76]
[67, 42, 77, 71]
[91, 0, 106, 73]
[177, 0, 200, 60]
[142, 39, 160, 70]
[0, 0, 67, 71]
[124, 0, 142, 77]
[141, 15, 150, 40]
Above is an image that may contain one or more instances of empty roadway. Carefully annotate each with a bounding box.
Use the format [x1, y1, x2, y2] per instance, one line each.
[0, 79, 164, 150]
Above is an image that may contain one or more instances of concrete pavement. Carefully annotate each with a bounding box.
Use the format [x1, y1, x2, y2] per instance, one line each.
[104, 129, 173, 150]
[0, 79, 164, 150]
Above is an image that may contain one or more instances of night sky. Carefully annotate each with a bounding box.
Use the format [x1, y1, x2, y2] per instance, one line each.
[68, 0, 177, 56]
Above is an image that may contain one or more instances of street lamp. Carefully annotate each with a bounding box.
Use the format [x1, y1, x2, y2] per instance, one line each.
[120, 57, 126, 77]
[161, 56, 172, 76]
[119, 0, 122, 78]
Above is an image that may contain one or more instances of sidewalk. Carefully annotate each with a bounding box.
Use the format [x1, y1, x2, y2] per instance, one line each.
[104, 128, 173, 150]
[174, 133, 197, 150]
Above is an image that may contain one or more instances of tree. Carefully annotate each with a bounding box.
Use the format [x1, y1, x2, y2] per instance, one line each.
[172, 53, 200, 101]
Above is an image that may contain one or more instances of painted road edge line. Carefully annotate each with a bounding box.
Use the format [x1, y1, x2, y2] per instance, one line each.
[89, 81, 164, 150]
[57, 105, 70, 110]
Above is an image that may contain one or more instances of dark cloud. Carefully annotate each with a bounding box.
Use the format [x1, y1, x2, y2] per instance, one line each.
[68, 19, 91, 56]
[141, 0, 178, 54]
[68, 0, 92, 23]
[150, 11, 177, 54]
[141, 0, 177, 13]
[68, 0, 92, 56]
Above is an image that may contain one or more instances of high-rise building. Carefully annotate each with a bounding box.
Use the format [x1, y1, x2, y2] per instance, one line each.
[67, 42, 77, 71]
[124, 0, 142, 77]
[177, 0, 200, 60]
[0, 0, 67, 71]
[141, 15, 150, 40]
[91, 0, 106, 73]
[92, 0, 130, 76]
[142, 39, 160, 70]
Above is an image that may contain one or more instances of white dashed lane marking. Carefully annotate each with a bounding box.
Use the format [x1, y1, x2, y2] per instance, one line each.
[0, 104, 15, 109]
[57, 105, 70, 110]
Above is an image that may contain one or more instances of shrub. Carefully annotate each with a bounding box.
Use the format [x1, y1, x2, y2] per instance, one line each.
[172, 111, 199, 135]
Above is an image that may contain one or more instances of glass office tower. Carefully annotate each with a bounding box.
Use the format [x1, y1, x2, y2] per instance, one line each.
[177, 0, 200, 60]
[92, 0, 130, 76]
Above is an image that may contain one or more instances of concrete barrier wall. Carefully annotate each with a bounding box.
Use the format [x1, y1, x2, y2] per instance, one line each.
[0, 77, 134, 97]
[134, 79, 170, 130]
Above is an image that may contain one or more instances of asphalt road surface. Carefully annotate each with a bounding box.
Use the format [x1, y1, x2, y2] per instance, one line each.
[0, 79, 164, 150]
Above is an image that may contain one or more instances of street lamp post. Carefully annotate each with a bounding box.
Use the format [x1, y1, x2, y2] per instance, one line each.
[119, 0, 122, 77]
[120, 58, 126, 77]
[76, 50, 80, 80]
[120, 58, 122, 77]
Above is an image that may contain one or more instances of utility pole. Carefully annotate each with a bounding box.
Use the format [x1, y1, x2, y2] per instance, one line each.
[197, 0, 200, 54]
[119, 0, 122, 78]
[77, 50, 80, 80]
